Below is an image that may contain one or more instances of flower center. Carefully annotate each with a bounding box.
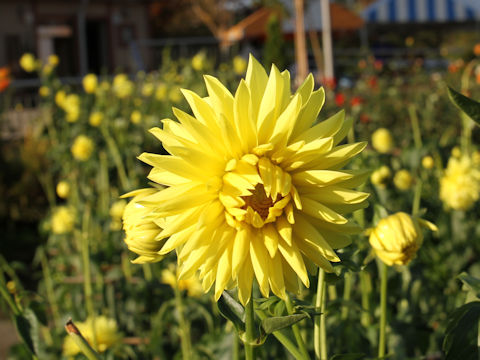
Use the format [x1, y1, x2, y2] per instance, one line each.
[220, 155, 293, 229]
[242, 184, 277, 221]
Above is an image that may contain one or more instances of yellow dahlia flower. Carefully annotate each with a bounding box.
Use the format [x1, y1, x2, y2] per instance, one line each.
[124, 55, 369, 304]
[422, 155, 434, 169]
[130, 110, 142, 124]
[113, 74, 133, 98]
[394, 169, 413, 191]
[371, 165, 391, 189]
[19, 53, 37, 72]
[39, 86, 50, 97]
[122, 188, 164, 263]
[192, 52, 206, 71]
[110, 200, 127, 219]
[155, 83, 168, 100]
[371, 128, 393, 154]
[368, 212, 437, 266]
[440, 155, 480, 210]
[89, 111, 103, 127]
[71, 135, 94, 161]
[48, 54, 59, 66]
[51, 206, 75, 234]
[55, 90, 67, 107]
[56, 181, 70, 199]
[83, 73, 98, 94]
[63, 316, 121, 356]
[162, 264, 204, 297]
[233, 56, 248, 75]
[142, 83, 154, 97]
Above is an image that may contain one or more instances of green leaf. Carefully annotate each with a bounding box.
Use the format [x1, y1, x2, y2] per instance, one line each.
[330, 354, 365, 360]
[14, 308, 40, 355]
[458, 272, 480, 298]
[443, 301, 480, 360]
[218, 291, 245, 332]
[261, 313, 309, 334]
[447, 86, 480, 124]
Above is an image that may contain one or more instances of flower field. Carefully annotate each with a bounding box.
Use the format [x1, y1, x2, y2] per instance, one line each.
[1, 48, 480, 360]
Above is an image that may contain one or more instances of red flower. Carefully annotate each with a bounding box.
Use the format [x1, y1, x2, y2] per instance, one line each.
[374, 60, 383, 71]
[360, 113, 370, 124]
[335, 93, 345, 107]
[0, 66, 10, 93]
[350, 96, 363, 107]
[368, 76, 378, 89]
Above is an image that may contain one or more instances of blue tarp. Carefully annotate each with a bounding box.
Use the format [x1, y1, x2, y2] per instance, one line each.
[362, 0, 480, 23]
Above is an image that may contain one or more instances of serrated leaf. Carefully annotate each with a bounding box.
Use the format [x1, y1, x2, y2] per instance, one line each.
[330, 354, 365, 360]
[218, 291, 245, 332]
[443, 301, 480, 360]
[458, 273, 480, 297]
[14, 308, 40, 355]
[261, 313, 309, 334]
[447, 86, 480, 124]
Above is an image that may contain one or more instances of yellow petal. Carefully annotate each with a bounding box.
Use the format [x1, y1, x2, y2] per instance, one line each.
[277, 239, 309, 287]
[300, 197, 348, 224]
[250, 235, 270, 297]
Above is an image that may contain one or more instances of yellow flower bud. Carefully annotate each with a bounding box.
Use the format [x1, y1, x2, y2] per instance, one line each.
[39, 86, 50, 97]
[371, 165, 391, 188]
[122, 188, 164, 263]
[368, 212, 437, 266]
[422, 155, 434, 169]
[83, 73, 98, 94]
[110, 200, 127, 219]
[19, 53, 37, 72]
[161, 264, 204, 297]
[451, 146, 461, 158]
[130, 110, 142, 124]
[394, 169, 413, 191]
[71, 135, 94, 161]
[56, 181, 70, 199]
[440, 155, 480, 210]
[192, 52, 206, 71]
[55, 90, 67, 107]
[48, 54, 59, 66]
[51, 206, 75, 234]
[155, 83, 167, 100]
[233, 56, 247, 75]
[6, 281, 16, 294]
[141, 83, 154, 97]
[371, 128, 394, 154]
[89, 111, 103, 127]
[63, 316, 122, 356]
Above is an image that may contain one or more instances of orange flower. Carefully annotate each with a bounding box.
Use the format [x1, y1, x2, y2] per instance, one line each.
[0, 66, 11, 92]
[448, 63, 458, 73]
[474, 43, 480, 57]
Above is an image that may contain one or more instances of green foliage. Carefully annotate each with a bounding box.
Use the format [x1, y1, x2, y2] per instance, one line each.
[447, 86, 480, 124]
[263, 14, 286, 70]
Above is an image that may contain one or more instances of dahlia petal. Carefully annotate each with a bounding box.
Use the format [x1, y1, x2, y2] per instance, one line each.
[148, 168, 189, 186]
[333, 116, 353, 145]
[299, 142, 367, 171]
[215, 243, 233, 300]
[292, 170, 354, 187]
[300, 197, 348, 224]
[276, 215, 293, 246]
[159, 225, 196, 255]
[181, 89, 222, 135]
[237, 257, 254, 305]
[258, 65, 283, 141]
[139, 153, 208, 182]
[293, 110, 344, 144]
[277, 239, 309, 288]
[232, 226, 250, 278]
[269, 93, 302, 147]
[204, 75, 234, 124]
[246, 54, 268, 120]
[304, 186, 370, 205]
[223, 172, 256, 195]
[262, 224, 279, 257]
[295, 237, 334, 272]
[157, 206, 203, 239]
[234, 80, 257, 152]
[290, 88, 325, 139]
[294, 214, 340, 261]
[268, 254, 286, 299]
[294, 73, 314, 106]
[250, 236, 270, 297]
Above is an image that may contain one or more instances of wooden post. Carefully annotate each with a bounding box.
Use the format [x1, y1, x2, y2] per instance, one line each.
[293, 0, 308, 86]
[320, 0, 334, 83]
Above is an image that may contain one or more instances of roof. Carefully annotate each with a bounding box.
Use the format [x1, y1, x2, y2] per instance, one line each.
[220, 2, 364, 45]
[362, 0, 480, 24]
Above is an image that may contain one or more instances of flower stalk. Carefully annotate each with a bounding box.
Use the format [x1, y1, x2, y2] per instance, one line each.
[285, 294, 309, 359]
[173, 283, 193, 360]
[378, 261, 388, 358]
[314, 268, 327, 360]
[244, 297, 256, 360]
[65, 319, 102, 360]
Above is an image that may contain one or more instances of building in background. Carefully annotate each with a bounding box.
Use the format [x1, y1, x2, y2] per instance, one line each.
[0, 0, 152, 76]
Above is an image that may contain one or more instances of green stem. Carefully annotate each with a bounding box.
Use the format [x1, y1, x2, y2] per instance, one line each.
[100, 125, 131, 191]
[65, 320, 102, 360]
[244, 297, 256, 360]
[285, 294, 309, 359]
[81, 205, 97, 349]
[341, 272, 352, 320]
[412, 179, 422, 216]
[256, 309, 304, 360]
[408, 104, 422, 150]
[314, 268, 327, 360]
[39, 249, 60, 326]
[142, 263, 153, 282]
[0, 279, 20, 316]
[360, 271, 372, 327]
[174, 284, 192, 360]
[378, 262, 388, 359]
[233, 331, 240, 360]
